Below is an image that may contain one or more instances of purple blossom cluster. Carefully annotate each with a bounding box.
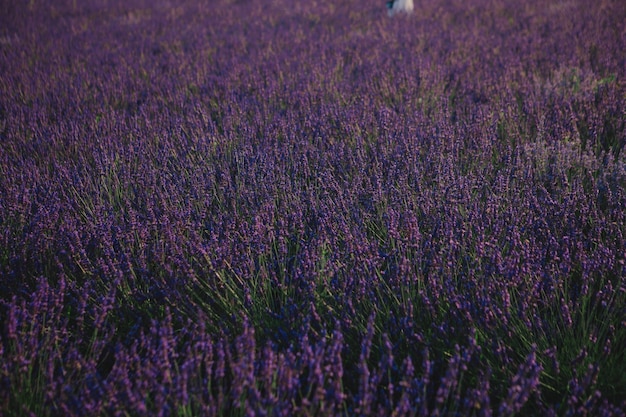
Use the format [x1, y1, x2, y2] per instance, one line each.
[1, 0, 625, 415]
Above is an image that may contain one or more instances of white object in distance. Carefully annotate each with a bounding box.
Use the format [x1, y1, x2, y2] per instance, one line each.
[386, 0, 414, 16]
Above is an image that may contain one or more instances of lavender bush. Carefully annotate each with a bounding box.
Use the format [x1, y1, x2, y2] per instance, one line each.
[1, 0, 625, 415]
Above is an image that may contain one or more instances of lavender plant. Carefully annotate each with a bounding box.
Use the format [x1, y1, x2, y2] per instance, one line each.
[1, 0, 625, 415]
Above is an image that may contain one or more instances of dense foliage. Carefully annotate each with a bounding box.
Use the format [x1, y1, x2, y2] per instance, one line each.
[1, 0, 625, 415]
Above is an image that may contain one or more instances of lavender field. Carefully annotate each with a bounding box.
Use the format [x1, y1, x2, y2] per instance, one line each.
[1, 0, 625, 415]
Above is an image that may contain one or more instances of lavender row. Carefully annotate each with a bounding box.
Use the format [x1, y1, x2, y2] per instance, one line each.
[3, 278, 622, 415]
[1, 0, 625, 415]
